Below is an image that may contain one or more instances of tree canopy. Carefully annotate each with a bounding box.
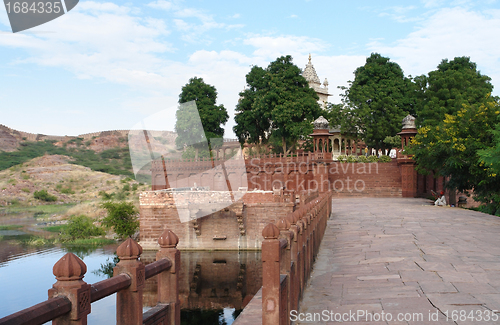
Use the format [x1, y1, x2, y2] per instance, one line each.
[175, 77, 228, 155]
[338, 53, 415, 151]
[409, 57, 500, 213]
[414, 57, 494, 127]
[234, 55, 322, 154]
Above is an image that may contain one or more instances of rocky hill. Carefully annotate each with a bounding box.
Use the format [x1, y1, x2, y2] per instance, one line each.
[0, 155, 149, 215]
[0, 124, 178, 153]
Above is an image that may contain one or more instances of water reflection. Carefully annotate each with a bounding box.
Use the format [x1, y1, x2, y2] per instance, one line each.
[143, 250, 262, 324]
[0, 226, 261, 324]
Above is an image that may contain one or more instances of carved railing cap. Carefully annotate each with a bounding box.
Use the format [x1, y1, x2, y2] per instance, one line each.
[117, 238, 143, 260]
[277, 218, 291, 230]
[158, 228, 179, 248]
[53, 252, 87, 281]
[262, 223, 280, 239]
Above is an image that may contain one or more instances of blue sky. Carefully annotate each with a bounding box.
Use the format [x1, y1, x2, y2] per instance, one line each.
[1, 0, 500, 137]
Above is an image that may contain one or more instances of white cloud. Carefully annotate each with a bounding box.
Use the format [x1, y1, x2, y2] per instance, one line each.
[369, 7, 500, 90]
[290, 14, 299, 18]
[243, 35, 328, 61]
[147, 0, 174, 11]
[0, 1, 172, 91]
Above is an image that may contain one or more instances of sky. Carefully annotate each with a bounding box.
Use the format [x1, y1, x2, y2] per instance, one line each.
[1, 0, 500, 137]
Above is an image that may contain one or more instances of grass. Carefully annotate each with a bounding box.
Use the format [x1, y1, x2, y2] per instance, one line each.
[0, 224, 24, 230]
[0, 203, 76, 216]
[62, 238, 116, 246]
[43, 225, 66, 233]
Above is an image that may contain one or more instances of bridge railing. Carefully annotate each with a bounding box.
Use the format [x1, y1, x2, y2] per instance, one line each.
[260, 191, 331, 325]
[0, 229, 181, 325]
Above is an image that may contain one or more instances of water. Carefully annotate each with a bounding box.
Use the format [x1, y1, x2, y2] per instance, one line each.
[0, 212, 262, 324]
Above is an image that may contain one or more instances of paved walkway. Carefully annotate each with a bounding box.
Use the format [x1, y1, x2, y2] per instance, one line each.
[298, 198, 500, 325]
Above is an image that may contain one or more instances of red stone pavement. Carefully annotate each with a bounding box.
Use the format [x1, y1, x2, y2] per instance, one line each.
[297, 198, 500, 325]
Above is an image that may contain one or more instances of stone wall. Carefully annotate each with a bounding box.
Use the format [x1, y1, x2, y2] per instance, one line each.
[139, 190, 295, 250]
[152, 155, 405, 197]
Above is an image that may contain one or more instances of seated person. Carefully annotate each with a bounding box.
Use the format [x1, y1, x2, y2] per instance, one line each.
[434, 191, 447, 206]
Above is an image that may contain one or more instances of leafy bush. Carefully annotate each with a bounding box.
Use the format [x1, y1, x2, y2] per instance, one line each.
[101, 201, 139, 239]
[337, 155, 347, 162]
[61, 215, 105, 241]
[379, 155, 392, 162]
[346, 155, 358, 163]
[367, 155, 379, 162]
[357, 155, 369, 163]
[34, 190, 57, 202]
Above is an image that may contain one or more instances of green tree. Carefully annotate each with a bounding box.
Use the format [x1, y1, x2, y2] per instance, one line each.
[415, 57, 493, 127]
[340, 53, 415, 151]
[61, 215, 105, 241]
[410, 98, 500, 210]
[176, 77, 229, 159]
[101, 201, 139, 239]
[233, 65, 271, 151]
[410, 57, 500, 212]
[234, 55, 322, 154]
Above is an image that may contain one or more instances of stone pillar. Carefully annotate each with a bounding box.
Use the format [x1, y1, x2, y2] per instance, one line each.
[397, 115, 418, 198]
[114, 238, 145, 325]
[277, 218, 292, 323]
[49, 253, 91, 325]
[157, 228, 181, 325]
[261, 223, 281, 325]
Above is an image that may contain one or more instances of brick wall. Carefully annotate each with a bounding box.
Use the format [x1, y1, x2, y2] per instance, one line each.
[139, 190, 295, 250]
[152, 155, 405, 195]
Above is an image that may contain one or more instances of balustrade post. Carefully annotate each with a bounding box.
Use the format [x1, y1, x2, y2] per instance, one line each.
[277, 218, 292, 324]
[262, 223, 281, 325]
[114, 238, 145, 325]
[287, 213, 300, 312]
[49, 253, 91, 325]
[157, 228, 181, 325]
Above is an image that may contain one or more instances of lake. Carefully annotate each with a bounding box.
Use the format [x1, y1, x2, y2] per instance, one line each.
[0, 211, 262, 324]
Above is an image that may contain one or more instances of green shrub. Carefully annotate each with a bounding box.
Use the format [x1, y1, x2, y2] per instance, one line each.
[132, 184, 138, 191]
[367, 155, 379, 163]
[122, 184, 130, 192]
[98, 191, 114, 200]
[60, 187, 75, 194]
[34, 190, 57, 202]
[379, 155, 392, 162]
[346, 155, 358, 163]
[357, 155, 369, 163]
[101, 201, 139, 239]
[61, 215, 105, 241]
[337, 155, 347, 162]
[21, 188, 30, 193]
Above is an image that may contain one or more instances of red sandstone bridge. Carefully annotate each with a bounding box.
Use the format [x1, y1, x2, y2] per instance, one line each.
[3, 195, 500, 324]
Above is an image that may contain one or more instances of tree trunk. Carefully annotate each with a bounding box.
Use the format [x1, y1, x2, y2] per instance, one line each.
[282, 136, 287, 156]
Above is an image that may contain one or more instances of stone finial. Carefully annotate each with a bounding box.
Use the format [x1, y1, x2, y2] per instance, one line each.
[117, 237, 143, 260]
[53, 253, 87, 281]
[277, 217, 291, 230]
[402, 114, 416, 129]
[262, 223, 280, 239]
[158, 228, 179, 248]
[303, 54, 321, 84]
[323, 78, 329, 87]
[313, 116, 329, 130]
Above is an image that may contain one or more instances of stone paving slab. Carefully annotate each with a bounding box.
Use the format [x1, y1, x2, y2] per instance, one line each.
[297, 198, 500, 325]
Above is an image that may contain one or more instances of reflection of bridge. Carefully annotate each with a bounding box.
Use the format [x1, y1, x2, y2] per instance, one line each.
[142, 251, 262, 311]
